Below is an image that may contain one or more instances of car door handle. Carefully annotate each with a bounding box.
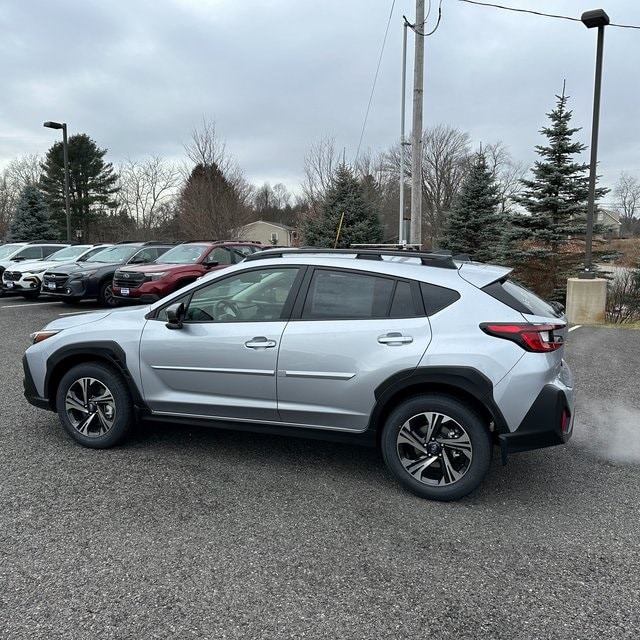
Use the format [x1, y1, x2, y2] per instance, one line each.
[245, 337, 277, 349]
[378, 332, 413, 345]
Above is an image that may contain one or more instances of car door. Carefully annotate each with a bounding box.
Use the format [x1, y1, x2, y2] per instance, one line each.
[276, 268, 432, 431]
[139, 266, 303, 421]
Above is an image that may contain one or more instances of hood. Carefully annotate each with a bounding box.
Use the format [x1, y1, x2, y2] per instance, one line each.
[46, 260, 118, 274]
[4, 258, 69, 274]
[43, 304, 150, 331]
[117, 263, 173, 274]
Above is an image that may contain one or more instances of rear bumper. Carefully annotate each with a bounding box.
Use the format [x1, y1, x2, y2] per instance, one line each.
[498, 383, 574, 462]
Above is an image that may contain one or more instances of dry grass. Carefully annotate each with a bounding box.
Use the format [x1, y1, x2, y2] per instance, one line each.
[604, 238, 640, 267]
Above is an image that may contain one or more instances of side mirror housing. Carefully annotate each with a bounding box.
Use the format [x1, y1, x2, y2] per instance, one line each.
[165, 302, 186, 330]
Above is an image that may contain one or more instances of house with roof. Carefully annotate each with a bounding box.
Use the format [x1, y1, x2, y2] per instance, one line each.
[236, 220, 300, 247]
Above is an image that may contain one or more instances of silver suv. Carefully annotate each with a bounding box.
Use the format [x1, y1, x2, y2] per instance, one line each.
[23, 248, 574, 501]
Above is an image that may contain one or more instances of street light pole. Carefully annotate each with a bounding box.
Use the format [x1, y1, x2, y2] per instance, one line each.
[43, 121, 72, 243]
[580, 9, 609, 279]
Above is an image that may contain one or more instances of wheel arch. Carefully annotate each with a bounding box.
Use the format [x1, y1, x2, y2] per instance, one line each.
[370, 366, 508, 447]
[44, 341, 145, 412]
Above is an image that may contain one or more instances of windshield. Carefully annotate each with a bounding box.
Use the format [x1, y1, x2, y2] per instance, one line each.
[155, 244, 208, 264]
[46, 245, 92, 262]
[86, 245, 140, 263]
[0, 244, 24, 259]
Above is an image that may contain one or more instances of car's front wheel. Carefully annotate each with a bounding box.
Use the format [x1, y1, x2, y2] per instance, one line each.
[381, 394, 491, 501]
[55, 362, 133, 448]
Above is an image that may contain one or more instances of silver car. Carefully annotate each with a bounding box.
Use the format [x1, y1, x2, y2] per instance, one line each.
[23, 248, 574, 501]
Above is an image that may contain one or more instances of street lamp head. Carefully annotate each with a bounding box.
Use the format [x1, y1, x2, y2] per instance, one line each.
[581, 9, 610, 29]
[43, 121, 64, 130]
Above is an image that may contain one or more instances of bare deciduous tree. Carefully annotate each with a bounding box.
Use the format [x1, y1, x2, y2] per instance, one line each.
[481, 141, 527, 216]
[614, 172, 640, 236]
[384, 125, 472, 248]
[177, 120, 253, 240]
[117, 156, 180, 235]
[301, 135, 339, 208]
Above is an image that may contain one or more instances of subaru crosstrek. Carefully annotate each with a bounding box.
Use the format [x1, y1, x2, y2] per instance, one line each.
[23, 248, 574, 501]
[112, 240, 262, 303]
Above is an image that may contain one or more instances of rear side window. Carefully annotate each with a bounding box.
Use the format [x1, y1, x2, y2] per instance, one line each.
[419, 282, 460, 316]
[483, 278, 561, 317]
[302, 270, 396, 319]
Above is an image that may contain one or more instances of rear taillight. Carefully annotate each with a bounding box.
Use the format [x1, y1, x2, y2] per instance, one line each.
[561, 408, 571, 435]
[480, 323, 565, 353]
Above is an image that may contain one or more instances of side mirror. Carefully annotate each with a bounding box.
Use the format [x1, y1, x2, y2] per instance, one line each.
[165, 302, 186, 330]
[204, 260, 219, 269]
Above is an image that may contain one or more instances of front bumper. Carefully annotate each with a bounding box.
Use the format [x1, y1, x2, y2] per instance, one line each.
[23, 354, 51, 411]
[40, 278, 89, 299]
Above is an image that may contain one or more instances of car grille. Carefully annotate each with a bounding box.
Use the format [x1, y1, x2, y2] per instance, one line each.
[43, 273, 70, 286]
[113, 272, 146, 287]
[3, 271, 21, 281]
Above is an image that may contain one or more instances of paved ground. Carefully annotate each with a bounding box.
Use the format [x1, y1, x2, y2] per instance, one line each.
[1, 298, 639, 639]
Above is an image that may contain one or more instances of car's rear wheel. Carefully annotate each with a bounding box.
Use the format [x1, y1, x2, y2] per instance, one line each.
[98, 281, 118, 307]
[381, 394, 491, 501]
[55, 362, 133, 448]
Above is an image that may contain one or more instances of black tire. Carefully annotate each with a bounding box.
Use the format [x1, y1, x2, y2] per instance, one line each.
[381, 394, 492, 502]
[22, 291, 40, 300]
[98, 281, 118, 307]
[62, 298, 81, 305]
[55, 362, 134, 448]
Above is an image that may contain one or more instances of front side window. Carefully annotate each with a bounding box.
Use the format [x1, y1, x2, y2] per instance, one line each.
[207, 247, 233, 265]
[157, 267, 301, 323]
[16, 247, 44, 260]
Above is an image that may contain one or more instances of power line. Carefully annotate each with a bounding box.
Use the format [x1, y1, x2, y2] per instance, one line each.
[458, 0, 640, 30]
[409, 0, 444, 37]
[354, 0, 396, 166]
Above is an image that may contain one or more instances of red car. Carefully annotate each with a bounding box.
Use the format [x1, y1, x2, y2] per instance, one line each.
[112, 241, 263, 303]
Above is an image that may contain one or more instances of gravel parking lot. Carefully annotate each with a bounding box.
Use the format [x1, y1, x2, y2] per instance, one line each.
[1, 299, 639, 639]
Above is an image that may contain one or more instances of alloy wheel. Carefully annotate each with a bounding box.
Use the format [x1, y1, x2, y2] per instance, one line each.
[396, 411, 473, 486]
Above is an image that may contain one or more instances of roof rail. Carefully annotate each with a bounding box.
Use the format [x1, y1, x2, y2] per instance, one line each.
[243, 247, 459, 269]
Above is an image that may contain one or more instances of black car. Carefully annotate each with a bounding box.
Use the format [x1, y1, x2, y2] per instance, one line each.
[40, 242, 173, 307]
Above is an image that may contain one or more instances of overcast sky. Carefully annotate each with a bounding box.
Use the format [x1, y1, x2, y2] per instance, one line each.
[1, 0, 639, 201]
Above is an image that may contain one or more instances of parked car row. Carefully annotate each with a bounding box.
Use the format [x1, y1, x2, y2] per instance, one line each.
[1, 240, 264, 306]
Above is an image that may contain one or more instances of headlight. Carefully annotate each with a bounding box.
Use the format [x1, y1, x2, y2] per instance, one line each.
[30, 268, 47, 275]
[30, 329, 61, 344]
[74, 270, 97, 279]
[148, 272, 166, 281]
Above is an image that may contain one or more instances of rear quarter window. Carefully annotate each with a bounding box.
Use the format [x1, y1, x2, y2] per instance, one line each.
[419, 282, 461, 315]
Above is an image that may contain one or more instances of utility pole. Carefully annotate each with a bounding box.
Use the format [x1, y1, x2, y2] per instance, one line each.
[410, 0, 424, 246]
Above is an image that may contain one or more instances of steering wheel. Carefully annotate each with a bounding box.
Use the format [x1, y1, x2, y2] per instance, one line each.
[214, 300, 241, 320]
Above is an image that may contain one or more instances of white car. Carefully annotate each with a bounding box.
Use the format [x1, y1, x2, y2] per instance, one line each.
[2, 244, 111, 299]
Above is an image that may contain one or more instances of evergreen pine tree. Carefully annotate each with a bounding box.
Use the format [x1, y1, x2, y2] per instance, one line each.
[505, 88, 607, 299]
[303, 165, 383, 247]
[40, 133, 118, 238]
[441, 151, 502, 262]
[7, 185, 60, 241]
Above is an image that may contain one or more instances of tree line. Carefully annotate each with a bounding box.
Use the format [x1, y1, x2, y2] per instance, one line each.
[2, 90, 639, 304]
